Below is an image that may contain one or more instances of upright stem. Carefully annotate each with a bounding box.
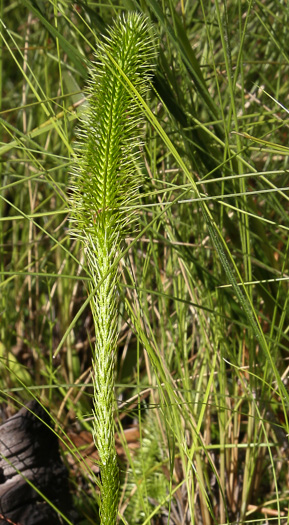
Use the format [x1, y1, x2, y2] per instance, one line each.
[69, 13, 157, 523]
[89, 238, 119, 523]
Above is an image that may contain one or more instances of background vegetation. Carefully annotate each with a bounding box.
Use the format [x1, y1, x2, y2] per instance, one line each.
[1, 1, 288, 524]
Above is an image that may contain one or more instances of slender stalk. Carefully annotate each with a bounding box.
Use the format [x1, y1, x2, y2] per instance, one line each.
[69, 13, 157, 523]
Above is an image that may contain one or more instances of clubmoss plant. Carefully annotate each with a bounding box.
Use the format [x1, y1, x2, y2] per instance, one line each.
[69, 13, 157, 524]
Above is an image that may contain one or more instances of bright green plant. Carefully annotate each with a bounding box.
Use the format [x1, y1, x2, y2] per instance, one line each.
[2, 2, 289, 523]
[69, 12, 157, 524]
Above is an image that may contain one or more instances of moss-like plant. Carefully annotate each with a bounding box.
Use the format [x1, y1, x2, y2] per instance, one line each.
[124, 411, 169, 522]
[69, 13, 157, 524]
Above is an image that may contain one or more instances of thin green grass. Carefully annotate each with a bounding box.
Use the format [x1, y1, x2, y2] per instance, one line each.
[1, 1, 289, 524]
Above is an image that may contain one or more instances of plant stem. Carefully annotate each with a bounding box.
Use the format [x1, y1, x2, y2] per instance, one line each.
[70, 13, 157, 523]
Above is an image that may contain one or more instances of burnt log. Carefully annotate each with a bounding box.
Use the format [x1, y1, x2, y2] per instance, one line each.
[0, 400, 76, 525]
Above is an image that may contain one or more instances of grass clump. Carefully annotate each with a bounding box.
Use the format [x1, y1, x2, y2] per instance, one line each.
[0, 2, 289, 524]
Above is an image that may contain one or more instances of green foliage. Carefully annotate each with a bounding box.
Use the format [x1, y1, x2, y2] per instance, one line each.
[70, 14, 157, 240]
[69, 12, 157, 524]
[1, 2, 289, 524]
[124, 412, 169, 523]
